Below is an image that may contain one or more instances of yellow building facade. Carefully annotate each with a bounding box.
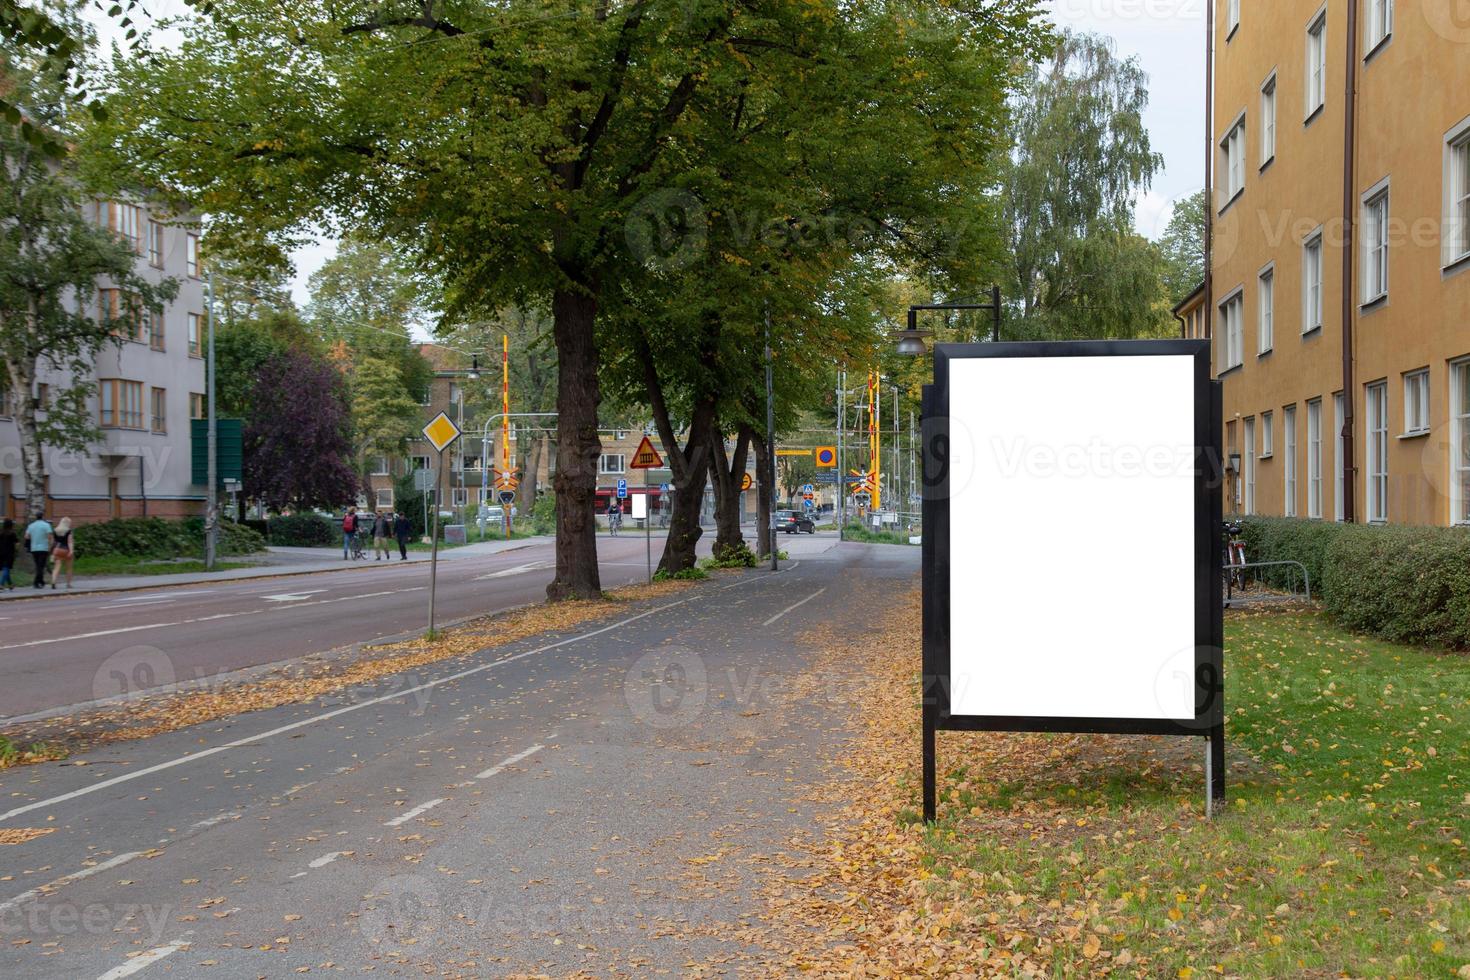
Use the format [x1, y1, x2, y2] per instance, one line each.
[1208, 0, 1470, 525]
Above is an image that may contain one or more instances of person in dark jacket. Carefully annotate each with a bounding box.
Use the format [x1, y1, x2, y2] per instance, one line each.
[0, 518, 16, 591]
[372, 510, 392, 560]
[394, 511, 412, 560]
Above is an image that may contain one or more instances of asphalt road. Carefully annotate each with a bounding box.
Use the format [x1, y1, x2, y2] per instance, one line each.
[0, 532, 739, 722]
[0, 538, 916, 978]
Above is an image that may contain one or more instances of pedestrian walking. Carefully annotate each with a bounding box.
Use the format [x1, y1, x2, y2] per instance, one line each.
[608, 498, 622, 536]
[394, 511, 412, 561]
[49, 517, 75, 589]
[372, 510, 391, 560]
[24, 514, 52, 589]
[0, 518, 16, 591]
[342, 507, 358, 560]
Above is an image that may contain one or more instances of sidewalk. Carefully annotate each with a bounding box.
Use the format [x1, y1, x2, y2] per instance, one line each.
[0, 536, 549, 599]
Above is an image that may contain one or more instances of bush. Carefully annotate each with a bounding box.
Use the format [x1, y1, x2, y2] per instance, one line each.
[705, 542, 757, 569]
[71, 516, 265, 559]
[841, 522, 918, 546]
[654, 566, 708, 582]
[1242, 516, 1470, 649]
[266, 513, 340, 547]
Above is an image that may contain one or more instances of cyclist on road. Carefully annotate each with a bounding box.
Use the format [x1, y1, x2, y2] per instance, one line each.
[608, 498, 622, 536]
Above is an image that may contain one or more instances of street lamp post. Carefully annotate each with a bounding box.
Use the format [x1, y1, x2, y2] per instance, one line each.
[893, 285, 1004, 356]
[204, 271, 217, 571]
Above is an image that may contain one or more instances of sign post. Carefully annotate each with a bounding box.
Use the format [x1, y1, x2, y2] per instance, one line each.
[628, 435, 664, 582]
[921, 340, 1223, 822]
[422, 411, 462, 636]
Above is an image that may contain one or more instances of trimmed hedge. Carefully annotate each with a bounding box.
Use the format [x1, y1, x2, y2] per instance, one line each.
[72, 517, 266, 560]
[266, 513, 341, 548]
[1241, 517, 1470, 650]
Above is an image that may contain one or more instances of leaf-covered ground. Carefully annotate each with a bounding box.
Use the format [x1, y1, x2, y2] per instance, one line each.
[738, 595, 1470, 978]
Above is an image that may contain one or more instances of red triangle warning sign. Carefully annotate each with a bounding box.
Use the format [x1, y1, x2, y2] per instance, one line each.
[628, 435, 664, 469]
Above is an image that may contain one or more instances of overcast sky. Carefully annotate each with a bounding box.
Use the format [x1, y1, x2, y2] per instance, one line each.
[90, 0, 1207, 307]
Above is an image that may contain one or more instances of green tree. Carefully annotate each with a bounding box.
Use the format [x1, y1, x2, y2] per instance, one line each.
[1000, 31, 1170, 339]
[0, 23, 175, 520]
[349, 355, 421, 478]
[213, 309, 315, 419]
[1158, 189, 1206, 307]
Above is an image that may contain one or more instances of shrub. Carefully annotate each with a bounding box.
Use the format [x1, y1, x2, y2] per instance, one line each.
[531, 492, 556, 536]
[72, 516, 265, 559]
[653, 566, 708, 581]
[705, 542, 757, 569]
[1242, 517, 1470, 650]
[841, 522, 918, 546]
[266, 513, 340, 547]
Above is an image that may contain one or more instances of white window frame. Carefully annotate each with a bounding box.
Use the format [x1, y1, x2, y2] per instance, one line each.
[1305, 9, 1328, 118]
[1260, 73, 1277, 165]
[451, 487, 469, 507]
[1366, 380, 1389, 522]
[1227, 0, 1240, 35]
[1403, 368, 1429, 435]
[1361, 180, 1390, 304]
[598, 453, 626, 475]
[1303, 229, 1324, 333]
[375, 488, 394, 510]
[1243, 416, 1256, 515]
[1364, 0, 1393, 53]
[1261, 410, 1275, 458]
[1218, 288, 1244, 371]
[1283, 404, 1298, 516]
[371, 456, 390, 476]
[1453, 360, 1470, 524]
[1444, 118, 1470, 268]
[1257, 265, 1275, 354]
[1307, 399, 1323, 518]
[411, 455, 430, 471]
[1333, 393, 1346, 521]
[1219, 114, 1247, 203]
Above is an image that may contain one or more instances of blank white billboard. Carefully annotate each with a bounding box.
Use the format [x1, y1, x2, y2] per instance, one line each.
[947, 354, 1197, 720]
[630, 492, 648, 519]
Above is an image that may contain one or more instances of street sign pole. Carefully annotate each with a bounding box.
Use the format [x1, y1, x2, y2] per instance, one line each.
[645, 467, 652, 583]
[429, 450, 443, 635]
[627, 434, 665, 580]
[764, 307, 777, 572]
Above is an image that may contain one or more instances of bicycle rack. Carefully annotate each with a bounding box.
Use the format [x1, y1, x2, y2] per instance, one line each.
[1222, 559, 1312, 607]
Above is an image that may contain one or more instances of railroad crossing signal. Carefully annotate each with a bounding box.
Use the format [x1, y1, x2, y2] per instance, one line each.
[629, 435, 664, 469]
[422, 412, 461, 452]
[497, 489, 516, 505]
[814, 446, 836, 467]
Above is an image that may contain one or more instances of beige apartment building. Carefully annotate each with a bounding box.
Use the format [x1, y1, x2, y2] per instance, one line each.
[1204, 0, 1470, 525]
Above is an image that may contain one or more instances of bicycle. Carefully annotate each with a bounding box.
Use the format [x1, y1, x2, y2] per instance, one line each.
[350, 529, 369, 560]
[1223, 520, 1247, 594]
[608, 511, 622, 537]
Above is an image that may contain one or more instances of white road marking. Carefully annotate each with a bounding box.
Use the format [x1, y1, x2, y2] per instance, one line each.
[101, 598, 175, 608]
[474, 561, 553, 581]
[475, 743, 544, 780]
[0, 573, 772, 823]
[189, 811, 240, 831]
[308, 851, 348, 868]
[383, 798, 447, 827]
[262, 590, 329, 602]
[113, 590, 215, 602]
[0, 851, 143, 915]
[96, 937, 191, 979]
[761, 587, 828, 627]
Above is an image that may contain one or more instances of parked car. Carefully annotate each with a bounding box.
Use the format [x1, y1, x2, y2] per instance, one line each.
[774, 509, 815, 534]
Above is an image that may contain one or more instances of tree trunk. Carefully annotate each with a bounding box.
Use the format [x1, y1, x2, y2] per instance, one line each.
[4, 354, 47, 522]
[753, 431, 774, 558]
[546, 287, 602, 601]
[658, 421, 712, 574]
[709, 421, 752, 559]
[515, 427, 541, 517]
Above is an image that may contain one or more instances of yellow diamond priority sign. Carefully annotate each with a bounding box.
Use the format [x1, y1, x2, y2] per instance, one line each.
[422, 412, 462, 453]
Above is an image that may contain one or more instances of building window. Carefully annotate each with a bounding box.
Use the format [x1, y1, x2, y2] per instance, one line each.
[1258, 267, 1274, 354]
[1303, 231, 1324, 332]
[1283, 404, 1298, 517]
[1307, 399, 1323, 518]
[411, 455, 430, 471]
[1403, 369, 1429, 435]
[1261, 410, 1274, 458]
[1243, 416, 1256, 515]
[1333, 393, 1346, 521]
[1362, 185, 1390, 303]
[1218, 290, 1244, 371]
[100, 379, 145, 429]
[106, 201, 142, 253]
[451, 487, 469, 507]
[1227, 0, 1240, 34]
[1365, 0, 1392, 52]
[188, 313, 202, 356]
[99, 288, 145, 342]
[1453, 361, 1470, 524]
[147, 220, 164, 268]
[147, 311, 165, 351]
[1260, 74, 1276, 164]
[1306, 11, 1327, 117]
[150, 387, 167, 433]
[1220, 116, 1246, 202]
[190, 393, 207, 420]
[448, 382, 461, 405]
[599, 453, 626, 475]
[461, 454, 482, 472]
[1366, 381, 1388, 522]
[375, 488, 394, 510]
[371, 456, 390, 476]
[1447, 127, 1470, 267]
[186, 234, 201, 278]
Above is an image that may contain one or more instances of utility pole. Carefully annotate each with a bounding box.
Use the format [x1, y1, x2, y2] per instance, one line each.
[204, 271, 217, 571]
[764, 307, 777, 572]
[836, 370, 844, 540]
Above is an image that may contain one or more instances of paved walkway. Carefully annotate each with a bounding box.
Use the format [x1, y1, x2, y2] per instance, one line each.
[0, 537, 546, 599]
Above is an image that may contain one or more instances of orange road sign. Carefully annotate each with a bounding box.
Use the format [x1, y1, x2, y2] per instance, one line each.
[814, 446, 837, 467]
[740, 472, 753, 492]
[629, 435, 664, 469]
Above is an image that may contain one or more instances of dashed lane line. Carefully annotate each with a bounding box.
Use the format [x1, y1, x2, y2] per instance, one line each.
[383, 797, 448, 828]
[761, 587, 828, 627]
[0, 851, 144, 916]
[95, 936, 191, 980]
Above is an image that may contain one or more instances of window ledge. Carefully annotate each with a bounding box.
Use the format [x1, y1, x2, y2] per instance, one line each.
[1443, 252, 1470, 279]
[1258, 347, 1273, 358]
[1360, 294, 1388, 313]
[1301, 325, 1323, 338]
[1363, 32, 1392, 64]
[1226, 22, 1239, 43]
[1259, 155, 1275, 175]
[1217, 363, 1244, 379]
[1398, 429, 1430, 441]
[1217, 189, 1245, 217]
[1304, 104, 1324, 127]
[1259, 452, 1274, 460]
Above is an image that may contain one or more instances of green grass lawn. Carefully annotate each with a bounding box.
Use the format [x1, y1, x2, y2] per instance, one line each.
[922, 609, 1470, 976]
[67, 556, 256, 577]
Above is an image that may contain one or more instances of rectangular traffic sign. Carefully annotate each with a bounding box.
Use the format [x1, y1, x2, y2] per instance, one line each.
[616, 478, 628, 498]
